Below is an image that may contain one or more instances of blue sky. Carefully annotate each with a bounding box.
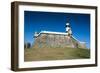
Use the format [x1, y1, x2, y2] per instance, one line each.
[24, 11, 90, 48]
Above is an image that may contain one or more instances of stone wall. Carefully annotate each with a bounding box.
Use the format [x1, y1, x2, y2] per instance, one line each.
[33, 33, 86, 48]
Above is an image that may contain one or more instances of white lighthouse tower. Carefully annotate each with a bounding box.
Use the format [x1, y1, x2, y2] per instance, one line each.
[66, 22, 72, 36]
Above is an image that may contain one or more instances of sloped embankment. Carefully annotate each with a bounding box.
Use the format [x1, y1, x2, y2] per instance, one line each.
[24, 47, 90, 61]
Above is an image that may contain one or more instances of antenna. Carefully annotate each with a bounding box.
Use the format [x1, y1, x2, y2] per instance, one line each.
[66, 16, 70, 23]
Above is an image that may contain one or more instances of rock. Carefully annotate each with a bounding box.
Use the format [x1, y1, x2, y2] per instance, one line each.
[32, 33, 86, 49]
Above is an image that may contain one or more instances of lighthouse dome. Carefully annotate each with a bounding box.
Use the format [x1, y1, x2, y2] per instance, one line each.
[66, 23, 70, 26]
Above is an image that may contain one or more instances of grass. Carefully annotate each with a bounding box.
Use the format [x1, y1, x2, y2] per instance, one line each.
[24, 47, 90, 61]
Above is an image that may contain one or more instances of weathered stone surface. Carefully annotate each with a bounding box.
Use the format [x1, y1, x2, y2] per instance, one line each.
[33, 33, 86, 49]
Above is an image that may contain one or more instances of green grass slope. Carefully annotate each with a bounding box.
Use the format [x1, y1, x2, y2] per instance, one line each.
[24, 47, 90, 61]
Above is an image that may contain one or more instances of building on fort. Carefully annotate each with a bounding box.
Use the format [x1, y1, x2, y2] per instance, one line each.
[33, 21, 86, 49]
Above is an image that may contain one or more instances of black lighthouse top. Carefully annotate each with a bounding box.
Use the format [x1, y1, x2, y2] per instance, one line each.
[66, 17, 70, 27]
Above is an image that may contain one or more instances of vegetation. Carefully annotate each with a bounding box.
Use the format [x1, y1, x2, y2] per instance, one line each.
[24, 47, 90, 61]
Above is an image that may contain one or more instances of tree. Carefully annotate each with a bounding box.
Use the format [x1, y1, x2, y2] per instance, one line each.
[24, 42, 31, 49]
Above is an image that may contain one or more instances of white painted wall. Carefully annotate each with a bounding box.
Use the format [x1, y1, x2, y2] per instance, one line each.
[0, 0, 99, 73]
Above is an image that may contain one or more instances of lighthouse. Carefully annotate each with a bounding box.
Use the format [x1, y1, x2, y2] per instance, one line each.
[66, 22, 72, 36]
